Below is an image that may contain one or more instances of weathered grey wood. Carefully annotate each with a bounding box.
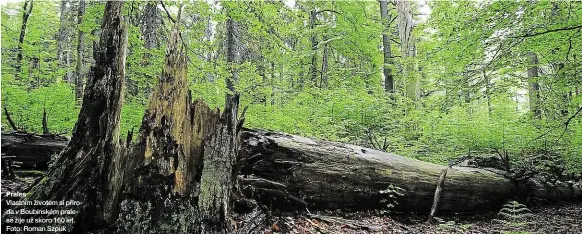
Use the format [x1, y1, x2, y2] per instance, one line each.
[240, 130, 582, 213]
[4, 129, 581, 216]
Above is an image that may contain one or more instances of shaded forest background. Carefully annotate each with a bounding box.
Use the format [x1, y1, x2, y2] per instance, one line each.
[1, 0, 581, 175]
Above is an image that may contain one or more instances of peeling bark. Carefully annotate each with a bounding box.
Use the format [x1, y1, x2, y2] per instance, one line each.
[12, 3, 247, 233]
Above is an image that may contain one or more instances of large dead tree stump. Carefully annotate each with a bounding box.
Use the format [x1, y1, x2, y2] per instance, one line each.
[16, 3, 247, 234]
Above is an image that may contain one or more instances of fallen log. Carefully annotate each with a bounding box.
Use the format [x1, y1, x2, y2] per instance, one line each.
[2, 130, 581, 214]
[1, 131, 69, 169]
[239, 130, 582, 213]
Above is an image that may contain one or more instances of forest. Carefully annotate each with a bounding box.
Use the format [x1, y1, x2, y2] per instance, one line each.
[1, 0, 581, 233]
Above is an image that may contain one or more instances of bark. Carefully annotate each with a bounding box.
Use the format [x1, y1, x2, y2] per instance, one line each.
[4, 129, 582, 216]
[140, 2, 161, 50]
[75, 0, 86, 101]
[57, 0, 74, 82]
[528, 52, 541, 119]
[3, 107, 19, 131]
[15, 0, 34, 75]
[10, 4, 249, 233]
[309, 9, 318, 86]
[379, 0, 394, 93]
[226, 16, 240, 100]
[397, 0, 419, 101]
[24, 2, 128, 232]
[239, 130, 582, 213]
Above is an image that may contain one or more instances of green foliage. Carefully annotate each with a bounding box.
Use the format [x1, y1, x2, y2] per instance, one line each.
[1, 0, 581, 178]
[495, 201, 533, 227]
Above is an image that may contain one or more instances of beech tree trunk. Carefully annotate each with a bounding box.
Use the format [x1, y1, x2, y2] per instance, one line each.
[309, 9, 318, 86]
[57, 0, 74, 83]
[379, 0, 394, 93]
[140, 2, 161, 50]
[74, 0, 86, 101]
[397, 0, 419, 101]
[239, 130, 582, 213]
[528, 52, 541, 119]
[225, 14, 240, 100]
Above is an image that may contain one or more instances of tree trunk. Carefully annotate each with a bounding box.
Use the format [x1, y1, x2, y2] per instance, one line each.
[309, 9, 318, 86]
[379, 0, 394, 93]
[1, 131, 69, 170]
[3, 107, 19, 131]
[4, 129, 582, 216]
[397, 0, 419, 101]
[239, 130, 582, 213]
[527, 52, 541, 119]
[15, 0, 34, 75]
[225, 15, 240, 100]
[75, 0, 86, 101]
[57, 0, 74, 83]
[12, 4, 247, 233]
[320, 36, 329, 88]
[24, 2, 127, 232]
[140, 2, 161, 50]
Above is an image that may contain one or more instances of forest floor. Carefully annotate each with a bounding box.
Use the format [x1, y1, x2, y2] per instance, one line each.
[266, 204, 582, 234]
[2, 174, 581, 234]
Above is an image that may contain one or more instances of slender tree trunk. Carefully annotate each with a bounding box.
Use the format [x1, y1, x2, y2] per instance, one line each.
[15, 0, 34, 75]
[57, 0, 74, 83]
[527, 52, 541, 119]
[309, 9, 318, 86]
[320, 36, 329, 88]
[140, 2, 161, 50]
[225, 15, 240, 100]
[379, 0, 394, 93]
[3, 107, 19, 131]
[75, 0, 86, 101]
[484, 70, 492, 116]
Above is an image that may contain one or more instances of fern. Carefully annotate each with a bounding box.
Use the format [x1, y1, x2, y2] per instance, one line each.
[495, 201, 533, 227]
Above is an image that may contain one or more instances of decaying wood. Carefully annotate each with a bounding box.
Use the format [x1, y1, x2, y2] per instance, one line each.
[5, 128, 582, 216]
[240, 130, 582, 213]
[1, 131, 68, 169]
[428, 168, 448, 222]
[24, 2, 128, 232]
[3, 106, 19, 131]
[9, 4, 251, 233]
